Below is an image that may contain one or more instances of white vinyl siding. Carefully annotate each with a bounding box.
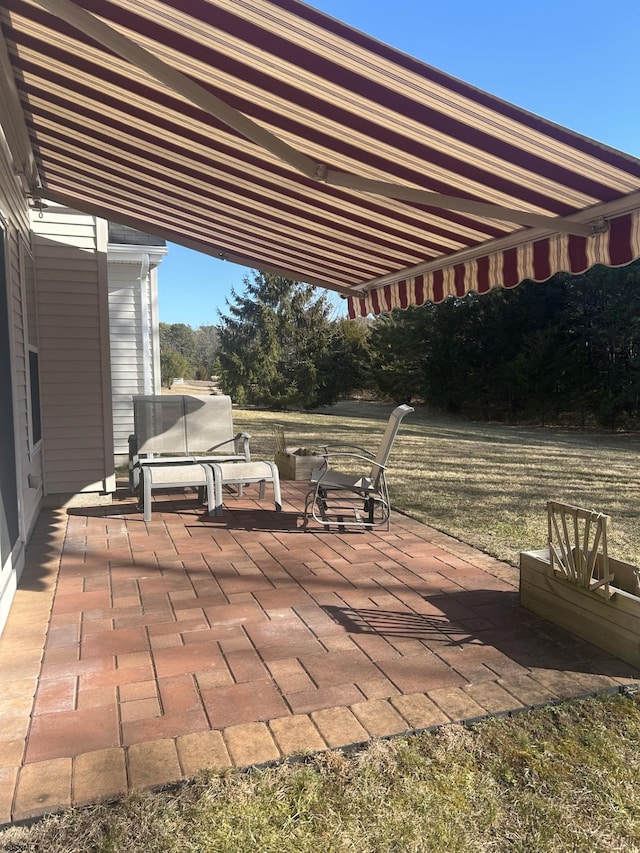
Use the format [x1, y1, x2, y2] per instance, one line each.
[0, 126, 32, 633]
[107, 251, 163, 460]
[32, 209, 115, 495]
[109, 267, 145, 459]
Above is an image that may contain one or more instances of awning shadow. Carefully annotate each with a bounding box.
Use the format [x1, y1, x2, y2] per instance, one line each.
[322, 605, 471, 644]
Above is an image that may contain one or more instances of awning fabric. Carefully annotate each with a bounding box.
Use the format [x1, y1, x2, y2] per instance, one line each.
[2, 0, 640, 316]
[353, 209, 640, 317]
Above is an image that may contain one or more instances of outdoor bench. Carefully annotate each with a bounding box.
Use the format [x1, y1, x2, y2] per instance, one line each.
[128, 394, 250, 519]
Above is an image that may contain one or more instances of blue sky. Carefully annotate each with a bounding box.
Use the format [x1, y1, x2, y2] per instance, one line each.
[158, 0, 640, 327]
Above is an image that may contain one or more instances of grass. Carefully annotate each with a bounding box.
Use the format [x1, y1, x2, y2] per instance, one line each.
[232, 401, 640, 566]
[3, 693, 640, 852]
[3, 402, 640, 851]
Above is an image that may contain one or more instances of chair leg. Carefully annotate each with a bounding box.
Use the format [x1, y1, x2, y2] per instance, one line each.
[302, 489, 311, 529]
[268, 462, 282, 511]
[365, 498, 375, 526]
[142, 468, 152, 522]
[211, 463, 224, 515]
[203, 465, 216, 517]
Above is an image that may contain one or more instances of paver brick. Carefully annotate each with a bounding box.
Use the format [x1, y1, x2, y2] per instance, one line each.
[390, 693, 450, 730]
[224, 722, 280, 767]
[13, 758, 72, 822]
[427, 687, 487, 722]
[286, 683, 364, 715]
[225, 648, 269, 683]
[26, 703, 119, 763]
[498, 674, 561, 707]
[128, 739, 182, 790]
[528, 668, 588, 700]
[33, 677, 77, 715]
[464, 680, 524, 716]
[202, 679, 288, 728]
[73, 748, 128, 805]
[378, 652, 466, 694]
[119, 679, 158, 702]
[301, 649, 382, 688]
[0, 674, 37, 704]
[310, 707, 368, 749]
[0, 738, 25, 769]
[0, 766, 17, 826]
[176, 730, 232, 776]
[269, 715, 327, 755]
[158, 673, 203, 714]
[350, 699, 408, 738]
[564, 670, 618, 694]
[357, 677, 399, 700]
[122, 707, 209, 745]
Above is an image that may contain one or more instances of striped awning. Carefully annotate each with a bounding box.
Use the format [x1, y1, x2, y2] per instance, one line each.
[2, 0, 640, 316]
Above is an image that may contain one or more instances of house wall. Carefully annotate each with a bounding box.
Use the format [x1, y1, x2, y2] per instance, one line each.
[31, 207, 115, 500]
[107, 246, 165, 461]
[0, 124, 37, 634]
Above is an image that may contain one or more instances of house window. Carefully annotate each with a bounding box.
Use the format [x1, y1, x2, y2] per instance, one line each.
[20, 239, 41, 450]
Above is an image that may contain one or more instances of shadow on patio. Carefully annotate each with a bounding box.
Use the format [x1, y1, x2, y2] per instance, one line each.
[1, 480, 638, 826]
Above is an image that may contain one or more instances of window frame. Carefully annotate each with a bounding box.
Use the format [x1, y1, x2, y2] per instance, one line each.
[19, 236, 41, 456]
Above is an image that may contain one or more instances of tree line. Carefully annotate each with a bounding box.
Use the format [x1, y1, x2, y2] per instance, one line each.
[160, 262, 640, 428]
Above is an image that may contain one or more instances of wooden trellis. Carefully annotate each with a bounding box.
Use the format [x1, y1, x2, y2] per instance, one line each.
[547, 500, 614, 597]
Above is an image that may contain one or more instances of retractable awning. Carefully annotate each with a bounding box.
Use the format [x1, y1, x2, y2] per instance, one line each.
[1, 0, 639, 316]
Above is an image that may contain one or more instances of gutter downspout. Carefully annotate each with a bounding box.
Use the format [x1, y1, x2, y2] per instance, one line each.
[139, 253, 151, 394]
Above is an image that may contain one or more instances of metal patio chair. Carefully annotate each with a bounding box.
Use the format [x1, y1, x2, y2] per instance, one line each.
[303, 404, 414, 531]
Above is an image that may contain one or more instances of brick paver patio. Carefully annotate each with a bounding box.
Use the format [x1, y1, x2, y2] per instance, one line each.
[1, 480, 638, 825]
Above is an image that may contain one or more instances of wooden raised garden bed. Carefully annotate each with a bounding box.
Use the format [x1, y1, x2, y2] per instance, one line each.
[520, 501, 640, 668]
[273, 425, 325, 481]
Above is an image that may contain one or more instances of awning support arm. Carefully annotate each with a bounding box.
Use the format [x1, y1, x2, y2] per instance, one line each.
[323, 172, 593, 237]
[31, 0, 319, 179]
[0, 23, 40, 192]
[36, 0, 592, 238]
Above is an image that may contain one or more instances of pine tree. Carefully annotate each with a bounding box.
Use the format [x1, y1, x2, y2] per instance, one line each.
[216, 271, 333, 408]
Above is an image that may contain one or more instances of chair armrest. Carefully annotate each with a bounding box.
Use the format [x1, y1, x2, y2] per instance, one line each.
[320, 443, 375, 458]
[234, 431, 252, 461]
[312, 453, 387, 492]
[322, 451, 387, 472]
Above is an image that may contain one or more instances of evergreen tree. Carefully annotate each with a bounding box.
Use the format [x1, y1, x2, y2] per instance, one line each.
[365, 260, 640, 427]
[317, 317, 373, 403]
[216, 272, 334, 408]
[160, 349, 191, 387]
[159, 322, 197, 365]
[368, 305, 429, 403]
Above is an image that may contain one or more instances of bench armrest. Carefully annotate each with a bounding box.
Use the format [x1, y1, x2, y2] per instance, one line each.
[234, 431, 252, 461]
